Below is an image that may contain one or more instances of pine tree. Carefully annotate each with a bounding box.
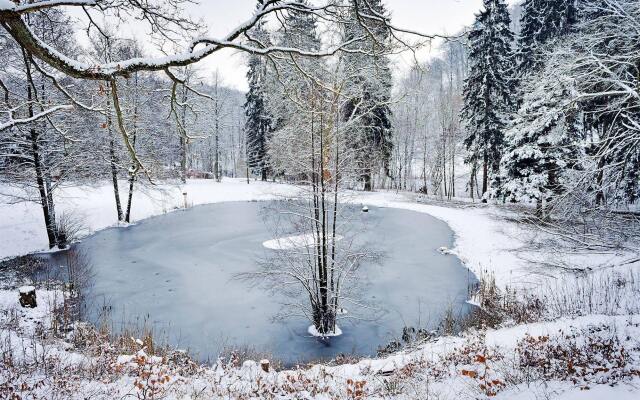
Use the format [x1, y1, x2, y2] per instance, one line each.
[498, 0, 582, 213]
[269, 0, 322, 134]
[342, 0, 393, 191]
[497, 62, 582, 215]
[461, 0, 516, 197]
[244, 3, 272, 181]
[517, 0, 579, 75]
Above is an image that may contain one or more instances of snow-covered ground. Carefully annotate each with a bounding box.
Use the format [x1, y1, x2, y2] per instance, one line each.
[1, 178, 639, 399]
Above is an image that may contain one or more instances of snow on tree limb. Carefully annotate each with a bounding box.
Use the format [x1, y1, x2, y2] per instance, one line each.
[0, 0, 97, 14]
[0, 0, 437, 81]
[0, 104, 72, 131]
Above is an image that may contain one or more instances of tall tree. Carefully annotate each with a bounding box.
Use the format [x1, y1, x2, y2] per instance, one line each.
[498, 0, 582, 214]
[461, 0, 516, 197]
[517, 0, 579, 76]
[497, 59, 582, 216]
[342, 0, 394, 192]
[244, 5, 272, 181]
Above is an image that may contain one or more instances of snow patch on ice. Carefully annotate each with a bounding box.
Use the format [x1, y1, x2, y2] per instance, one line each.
[308, 324, 343, 338]
[263, 233, 343, 250]
[438, 246, 455, 255]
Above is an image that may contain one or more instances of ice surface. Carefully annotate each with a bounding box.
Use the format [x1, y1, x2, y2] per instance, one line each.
[42, 201, 474, 364]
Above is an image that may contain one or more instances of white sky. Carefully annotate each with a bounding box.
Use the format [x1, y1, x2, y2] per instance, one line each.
[74, 0, 520, 91]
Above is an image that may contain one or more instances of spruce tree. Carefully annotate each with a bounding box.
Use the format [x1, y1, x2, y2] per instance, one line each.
[342, 0, 393, 191]
[269, 0, 322, 134]
[498, 0, 582, 213]
[244, 4, 272, 181]
[461, 0, 516, 197]
[517, 0, 578, 75]
[497, 64, 581, 215]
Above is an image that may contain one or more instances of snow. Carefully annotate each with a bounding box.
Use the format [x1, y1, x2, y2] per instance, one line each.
[18, 285, 35, 294]
[307, 324, 343, 338]
[0, 105, 73, 131]
[438, 246, 454, 255]
[496, 379, 640, 400]
[0, 178, 533, 293]
[346, 191, 531, 290]
[263, 233, 343, 250]
[0, 0, 15, 11]
[0, 178, 538, 293]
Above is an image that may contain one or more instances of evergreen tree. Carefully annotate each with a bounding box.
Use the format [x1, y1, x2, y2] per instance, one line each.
[497, 61, 582, 215]
[517, 0, 579, 75]
[498, 0, 582, 213]
[461, 0, 516, 197]
[244, 4, 272, 181]
[269, 0, 322, 134]
[342, 0, 393, 191]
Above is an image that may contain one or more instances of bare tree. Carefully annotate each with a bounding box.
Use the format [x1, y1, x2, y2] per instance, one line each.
[0, 0, 436, 173]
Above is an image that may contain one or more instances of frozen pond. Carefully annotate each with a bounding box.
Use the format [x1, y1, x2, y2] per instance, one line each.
[45, 201, 475, 364]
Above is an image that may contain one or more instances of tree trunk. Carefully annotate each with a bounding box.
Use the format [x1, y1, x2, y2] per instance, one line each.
[125, 74, 140, 223]
[125, 175, 135, 223]
[179, 85, 188, 184]
[482, 150, 489, 201]
[363, 171, 373, 191]
[214, 123, 220, 181]
[44, 171, 60, 244]
[30, 126, 57, 248]
[595, 157, 606, 207]
[109, 137, 124, 221]
[470, 165, 475, 202]
[24, 60, 57, 248]
[125, 125, 137, 223]
[105, 84, 124, 222]
[180, 135, 187, 184]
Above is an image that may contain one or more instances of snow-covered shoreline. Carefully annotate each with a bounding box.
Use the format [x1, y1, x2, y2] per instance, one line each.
[0, 179, 301, 261]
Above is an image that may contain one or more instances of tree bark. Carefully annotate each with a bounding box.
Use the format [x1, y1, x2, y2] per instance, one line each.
[214, 120, 220, 181]
[30, 125, 57, 248]
[482, 150, 489, 198]
[105, 82, 124, 221]
[363, 171, 373, 191]
[109, 136, 124, 221]
[125, 132, 137, 223]
[24, 54, 57, 248]
[179, 85, 188, 184]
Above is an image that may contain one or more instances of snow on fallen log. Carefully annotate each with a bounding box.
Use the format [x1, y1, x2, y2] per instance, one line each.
[18, 285, 37, 308]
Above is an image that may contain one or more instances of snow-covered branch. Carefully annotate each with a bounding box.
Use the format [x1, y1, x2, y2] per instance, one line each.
[0, 104, 72, 131]
[0, 0, 436, 80]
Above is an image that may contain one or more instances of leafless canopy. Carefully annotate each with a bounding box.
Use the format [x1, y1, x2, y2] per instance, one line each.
[0, 0, 440, 178]
[0, 0, 436, 81]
